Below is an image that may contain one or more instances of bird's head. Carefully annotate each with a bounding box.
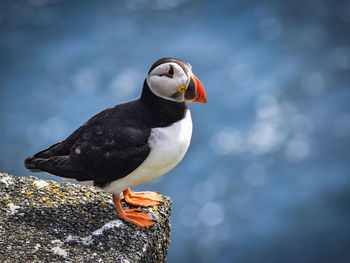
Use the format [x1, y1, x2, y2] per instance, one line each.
[146, 57, 206, 103]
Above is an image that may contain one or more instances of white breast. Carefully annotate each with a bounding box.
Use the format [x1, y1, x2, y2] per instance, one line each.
[103, 109, 193, 194]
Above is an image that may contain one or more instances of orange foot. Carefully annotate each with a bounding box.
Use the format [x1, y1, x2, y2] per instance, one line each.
[113, 194, 155, 228]
[123, 188, 163, 207]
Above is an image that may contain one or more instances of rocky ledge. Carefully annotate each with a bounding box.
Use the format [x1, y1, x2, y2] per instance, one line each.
[0, 173, 172, 263]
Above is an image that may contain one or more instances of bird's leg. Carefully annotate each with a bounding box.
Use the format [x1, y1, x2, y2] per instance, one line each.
[123, 188, 163, 207]
[112, 194, 155, 228]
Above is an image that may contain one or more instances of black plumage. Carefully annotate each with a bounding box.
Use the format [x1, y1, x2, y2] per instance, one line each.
[25, 80, 187, 188]
[148, 57, 191, 76]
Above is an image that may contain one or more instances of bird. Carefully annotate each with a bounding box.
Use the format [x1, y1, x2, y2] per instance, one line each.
[24, 57, 206, 228]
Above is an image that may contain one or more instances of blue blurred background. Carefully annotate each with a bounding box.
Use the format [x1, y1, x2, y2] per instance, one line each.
[1, 0, 350, 262]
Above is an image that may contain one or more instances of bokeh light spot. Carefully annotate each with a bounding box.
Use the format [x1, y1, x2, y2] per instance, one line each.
[285, 139, 310, 161]
[199, 202, 225, 227]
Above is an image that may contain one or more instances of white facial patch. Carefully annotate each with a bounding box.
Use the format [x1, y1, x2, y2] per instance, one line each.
[146, 62, 190, 102]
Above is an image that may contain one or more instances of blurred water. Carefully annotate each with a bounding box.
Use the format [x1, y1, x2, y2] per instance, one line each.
[1, 0, 350, 262]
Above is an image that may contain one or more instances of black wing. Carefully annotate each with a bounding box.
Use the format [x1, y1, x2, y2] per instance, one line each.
[24, 101, 152, 188]
[69, 124, 151, 187]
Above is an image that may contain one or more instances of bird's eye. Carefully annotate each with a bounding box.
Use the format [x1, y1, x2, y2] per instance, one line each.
[166, 65, 174, 78]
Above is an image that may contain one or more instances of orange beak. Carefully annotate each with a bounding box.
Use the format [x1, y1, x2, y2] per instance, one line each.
[184, 74, 207, 103]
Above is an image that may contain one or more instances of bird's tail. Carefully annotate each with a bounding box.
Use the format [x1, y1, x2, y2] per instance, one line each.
[24, 156, 41, 172]
[24, 141, 63, 172]
[24, 154, 84, 180]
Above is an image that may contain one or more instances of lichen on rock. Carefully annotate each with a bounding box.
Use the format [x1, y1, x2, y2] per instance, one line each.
[0, 173, 172, 263]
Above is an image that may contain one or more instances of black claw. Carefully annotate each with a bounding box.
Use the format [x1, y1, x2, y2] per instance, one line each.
[136, 209, 142, 212]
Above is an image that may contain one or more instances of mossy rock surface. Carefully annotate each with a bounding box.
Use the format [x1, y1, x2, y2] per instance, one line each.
[0, 173, 172, 263]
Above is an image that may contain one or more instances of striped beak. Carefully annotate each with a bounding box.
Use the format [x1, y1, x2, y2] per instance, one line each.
[184, 74, 207, 103]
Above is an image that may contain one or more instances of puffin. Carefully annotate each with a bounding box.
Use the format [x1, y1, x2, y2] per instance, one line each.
[24, 57, 206, 228]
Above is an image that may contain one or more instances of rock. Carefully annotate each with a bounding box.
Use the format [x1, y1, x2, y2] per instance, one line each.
[0, 173, 172, 263]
